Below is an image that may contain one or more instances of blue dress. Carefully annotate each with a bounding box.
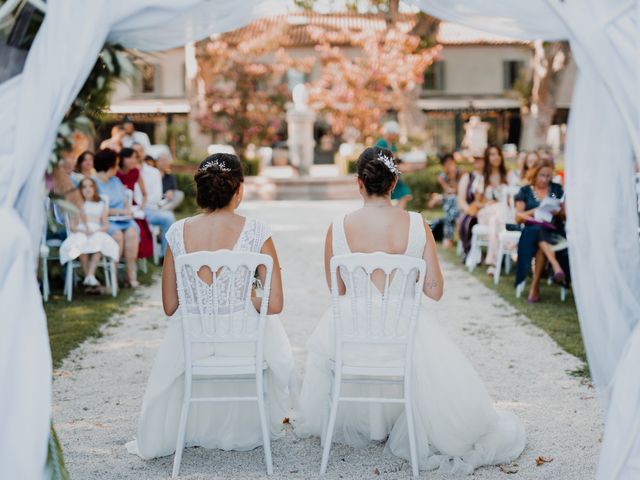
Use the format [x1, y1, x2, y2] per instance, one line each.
[94, 176, 139, 235]
[514, 183, 570, 286]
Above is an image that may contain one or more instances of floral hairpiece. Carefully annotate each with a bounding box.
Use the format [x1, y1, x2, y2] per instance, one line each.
[377, 152, 400, 175]
[200, 159, 231, 172]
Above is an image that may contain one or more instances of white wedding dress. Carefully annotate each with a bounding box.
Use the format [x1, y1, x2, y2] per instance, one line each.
[126, 217, 294, 459]
[295, 211, 525, 474]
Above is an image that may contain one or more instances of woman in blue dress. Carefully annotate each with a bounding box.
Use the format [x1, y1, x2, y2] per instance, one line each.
[94, 148, 141, 287]
[514, 158, 569, 302]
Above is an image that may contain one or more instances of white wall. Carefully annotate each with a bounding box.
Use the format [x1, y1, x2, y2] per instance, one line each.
[111, 47, 186, 102]
[438, 45, 532, 95]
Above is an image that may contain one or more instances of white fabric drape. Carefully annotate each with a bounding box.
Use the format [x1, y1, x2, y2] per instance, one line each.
[0, 1, 283, 478]
[1, 0, 638, 478]
[409, 2, 640, 479]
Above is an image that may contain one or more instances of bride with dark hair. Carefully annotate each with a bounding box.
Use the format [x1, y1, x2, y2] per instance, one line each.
[127, 153, 294, 459]
[295, 146, 525, 474]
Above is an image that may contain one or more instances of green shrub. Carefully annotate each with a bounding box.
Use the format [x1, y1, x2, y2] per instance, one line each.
[347, 159, 357, 174]
[403, 164, 444, 211]
[241, 158, 260, 176]
[175, 172, 198, 215]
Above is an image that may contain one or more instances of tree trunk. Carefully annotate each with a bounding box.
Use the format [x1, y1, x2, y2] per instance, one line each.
[519, 40, 571, 151]
[398, 87, 426, 137]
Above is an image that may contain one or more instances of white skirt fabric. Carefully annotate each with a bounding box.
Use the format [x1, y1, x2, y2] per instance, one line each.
[126, 313, 294, 459]
[59, 231, 120, 265]
[295, 298, 525, 474]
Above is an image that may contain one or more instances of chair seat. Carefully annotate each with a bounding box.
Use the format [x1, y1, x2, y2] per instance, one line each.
[191, 355, 267, 376]
[472, 224, 490, 235]
[499, 230, 522, 242]
[329, 359, 404, 377]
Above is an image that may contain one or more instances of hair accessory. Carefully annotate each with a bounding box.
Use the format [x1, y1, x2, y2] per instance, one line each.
[377, 152, 400, 175]
[200, 159, 231, 172]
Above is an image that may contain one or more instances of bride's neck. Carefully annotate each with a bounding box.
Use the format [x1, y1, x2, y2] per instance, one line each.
[362, 196, 392, 208]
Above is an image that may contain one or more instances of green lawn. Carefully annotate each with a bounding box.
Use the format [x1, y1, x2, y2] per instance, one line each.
[422, 209, 588, 377]
[44, 262, 158, 368]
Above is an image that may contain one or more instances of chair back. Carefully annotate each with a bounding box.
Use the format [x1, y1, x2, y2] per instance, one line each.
[174, 250, 273, 369]
[329, 252, 426, 370]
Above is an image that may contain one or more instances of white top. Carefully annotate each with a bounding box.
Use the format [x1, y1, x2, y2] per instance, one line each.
[332, 211, 426, 258]
[77, 200, 106, 233]
[166, 217, 272, 316]
[135, 163, 163, 208]
[122, 130, 151, 151]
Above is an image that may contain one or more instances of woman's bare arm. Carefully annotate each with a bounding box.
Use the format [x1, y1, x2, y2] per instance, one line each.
[254, 237, 284, 315]
[422, 221, 444, 300]
[324, 224, 346, 295]
[161, 245, 178, 316]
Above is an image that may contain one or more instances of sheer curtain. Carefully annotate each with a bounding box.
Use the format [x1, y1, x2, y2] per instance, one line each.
[408, 2, 640, 479]
[0, 1, 638, 479]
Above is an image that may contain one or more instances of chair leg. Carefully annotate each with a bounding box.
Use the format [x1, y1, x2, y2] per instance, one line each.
[560, 286, 567, 302]
[110, 261, 118, 297]
[505, 251, 512, 274]
[494, 241, 504, 285]
[103, 260, 111, 289]
[65, 263, 74, 302]
[320, 373, 341, 475]
[404, 393, 419, 478]
[172, 394, 191, 477]
[42, 258, 49, 302]
[257, 370, 273, 474]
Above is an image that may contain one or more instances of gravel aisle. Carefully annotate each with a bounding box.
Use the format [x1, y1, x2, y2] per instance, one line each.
[53, 200, 602, 479]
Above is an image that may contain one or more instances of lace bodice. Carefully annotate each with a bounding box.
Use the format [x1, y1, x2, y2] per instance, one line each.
[166, 217, 272, 316]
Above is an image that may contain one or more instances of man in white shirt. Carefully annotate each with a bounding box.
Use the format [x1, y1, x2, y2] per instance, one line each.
[132, 143, 174, 258]
[122, 117, 151, 152]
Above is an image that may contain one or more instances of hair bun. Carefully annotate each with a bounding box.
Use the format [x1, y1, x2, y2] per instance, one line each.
[194, 153, 244, 210]
[356, 146, 397, 196]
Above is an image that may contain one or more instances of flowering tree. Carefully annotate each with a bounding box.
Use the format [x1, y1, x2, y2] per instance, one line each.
[306, 25, 440, 139]
[196, 27, 314, 156]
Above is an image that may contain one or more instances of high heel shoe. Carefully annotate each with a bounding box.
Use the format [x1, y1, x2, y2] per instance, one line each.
[553, 270, 566, 284]
[527, 295, 540, 304]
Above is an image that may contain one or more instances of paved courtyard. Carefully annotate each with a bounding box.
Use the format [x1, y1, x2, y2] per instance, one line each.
[53, 200, 602, 479]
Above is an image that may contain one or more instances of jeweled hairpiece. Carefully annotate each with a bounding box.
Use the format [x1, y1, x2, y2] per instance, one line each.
[200, 159, 231, 172]
[377, 152, 400, 175]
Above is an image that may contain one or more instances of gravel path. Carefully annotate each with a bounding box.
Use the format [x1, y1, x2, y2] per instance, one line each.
[53, 200, 603, 479]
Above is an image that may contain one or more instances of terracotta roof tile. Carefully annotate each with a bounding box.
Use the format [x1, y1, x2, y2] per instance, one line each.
[216, 12, 529, 47]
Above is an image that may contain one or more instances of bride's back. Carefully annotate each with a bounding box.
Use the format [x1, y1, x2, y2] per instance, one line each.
[343, 208, 412, 255]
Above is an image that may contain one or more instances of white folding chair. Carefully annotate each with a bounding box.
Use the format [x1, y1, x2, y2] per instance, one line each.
[172, 250, 274, 477]
[466, 223, 490, 271]
[40, 199, 63, 302]
[321, 253, 426, 478]
[493, 230, 521, 285]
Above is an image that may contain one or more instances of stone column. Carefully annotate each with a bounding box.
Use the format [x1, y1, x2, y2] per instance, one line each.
[286, 84, 315, 176]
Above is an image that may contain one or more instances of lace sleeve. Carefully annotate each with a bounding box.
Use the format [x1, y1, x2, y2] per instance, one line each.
[253, 220, 272, 252]
[165, 219, 185, 256]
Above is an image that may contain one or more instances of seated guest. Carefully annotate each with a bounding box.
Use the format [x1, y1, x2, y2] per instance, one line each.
[132, 143, 175, 257]
[100, 125, 125, 153]
[471, 145, 510, 273]
[514, 151, 540, 186]
[116, 148, 154, 261]
[122, 117, 151, 151]
[71, 150, 95, 185]
[59, 177, 119, 290]
[94, 149, 140, 287]
[514, 158, 569, 303]
[436, 153, 460, 249]
[457, 155, 486, 258]
[156, 152, 185, 212]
